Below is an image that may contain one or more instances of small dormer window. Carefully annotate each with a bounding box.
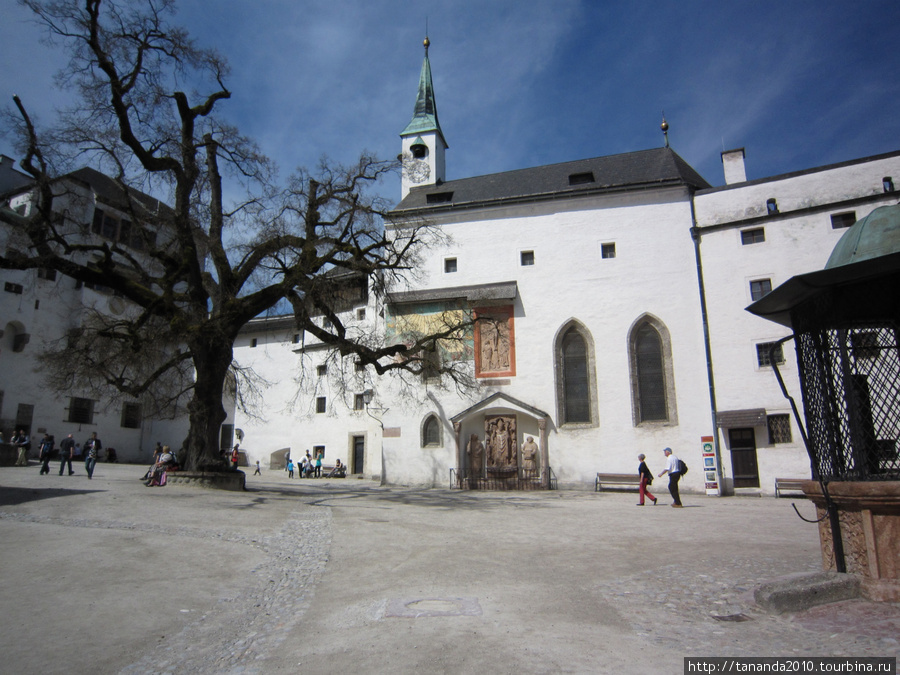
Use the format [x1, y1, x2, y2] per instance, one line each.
[426, 192, 453, 204]
[766, 198, 779, 215]
[884, 177, 895, 193]
[569, 172, 595, 186]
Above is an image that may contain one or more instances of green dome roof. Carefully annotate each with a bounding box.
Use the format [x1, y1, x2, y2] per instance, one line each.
[825, 204, 900, 269]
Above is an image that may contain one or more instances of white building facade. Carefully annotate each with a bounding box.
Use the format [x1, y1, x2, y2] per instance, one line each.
[0, 164, 188, 461]
[226, 44, 900, 495]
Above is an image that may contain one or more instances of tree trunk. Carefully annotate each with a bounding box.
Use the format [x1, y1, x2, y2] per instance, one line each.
[182, 336, 234, 471]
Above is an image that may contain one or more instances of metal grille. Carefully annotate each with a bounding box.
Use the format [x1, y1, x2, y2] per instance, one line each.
[795, 320, 900, 481]
[450, 468, 553, 490]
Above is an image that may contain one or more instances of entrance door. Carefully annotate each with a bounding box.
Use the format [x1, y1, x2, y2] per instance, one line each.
[729, 427, 760, 488]
[352, 435, 365, 474]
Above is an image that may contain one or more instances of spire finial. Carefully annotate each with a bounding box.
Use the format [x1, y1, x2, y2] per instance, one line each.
[661, 111, 670, 148]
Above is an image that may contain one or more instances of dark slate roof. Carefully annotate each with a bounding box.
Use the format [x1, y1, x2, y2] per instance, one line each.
[67, 167, 172, 218]
[0, 155, 33, 196]
[388, 280, 517, 306]
[393, 147, 710, 214]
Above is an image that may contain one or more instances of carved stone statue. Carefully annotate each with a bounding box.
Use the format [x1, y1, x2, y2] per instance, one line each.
[485, 415, 516, 469]
[480, 316, 511, 373]
[466, 434, 484, 477]
[521, 436, 540, 475]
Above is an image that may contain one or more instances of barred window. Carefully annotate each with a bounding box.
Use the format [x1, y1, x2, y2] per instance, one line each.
[757, 342, 785, 367]
[767, 414, 792, 443]
[121, 402, 142, 428]
[68, 397, 94, 424]
[316, 397, 326, 413]
[830, 212, 856, 229]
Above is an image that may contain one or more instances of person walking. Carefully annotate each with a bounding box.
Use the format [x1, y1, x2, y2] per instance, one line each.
[38, 433, 54, 475]
[84, 432, 102, 479]
[59, 434, 75, 475]
[287, 458, 294, 478]
[13, 429, 30, 466]
[658, 447, 683, 507]
[636, 453, 657, 506]
[253, 461, 261, 476]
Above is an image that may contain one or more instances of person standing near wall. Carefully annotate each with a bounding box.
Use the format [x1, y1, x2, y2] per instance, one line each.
[84, 432, 102, 479]
[59, 434, 75, 475]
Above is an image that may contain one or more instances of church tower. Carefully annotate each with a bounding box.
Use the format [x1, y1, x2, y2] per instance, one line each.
[400, 37, 448, 200]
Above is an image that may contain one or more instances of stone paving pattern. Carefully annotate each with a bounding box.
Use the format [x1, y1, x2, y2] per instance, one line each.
[1, 463, 898, 674]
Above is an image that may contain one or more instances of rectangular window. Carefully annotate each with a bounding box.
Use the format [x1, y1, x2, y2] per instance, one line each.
[316, 365, 327, 377]
[316, 397, 326, 413]
[354, 394, 366, 410]
[250, 338, 258, 348]
[601, 243, 616, 259]
[741, 228, 765, 245]
[121, 402, 142, 429]
[37, 268, 57, 281]
[68, 397, 94, 424]
[422, 348, 441, 383]
[568, 172, 595, 185]
[355, 362, 365, 373]
[15, 403, 34, 431]
[850, 330, 879, 360]
[313, 445, 325, 459]
[750, 278, 772, 302]
[756, 342, 785, 367]
[292, 333, 301, 344]
[520, 250, 535, 266]
[767, 414, 792, 443]
[444, 257, 457, 273]
[831, 212, 856, 229]
[4, 282, 24, 294]
[357, 308, 367, 320]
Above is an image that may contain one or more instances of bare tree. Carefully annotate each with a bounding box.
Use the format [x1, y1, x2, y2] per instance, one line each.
[1, 0, 474, 470]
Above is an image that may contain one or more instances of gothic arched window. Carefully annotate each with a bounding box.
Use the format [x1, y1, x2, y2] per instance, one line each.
[629, 315, 677, 426]
[422, 414, 441, 447]
[554, 321, 598, 426]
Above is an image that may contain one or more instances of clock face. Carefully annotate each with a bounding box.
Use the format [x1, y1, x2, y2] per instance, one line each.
[408, 159, 431, 184]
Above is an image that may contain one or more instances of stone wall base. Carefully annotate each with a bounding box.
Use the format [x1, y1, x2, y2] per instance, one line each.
[165, 470, 246, 491]
[802, 480, 900, 603]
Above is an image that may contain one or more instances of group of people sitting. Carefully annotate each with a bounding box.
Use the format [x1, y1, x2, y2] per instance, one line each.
[286, 453, 346, 479]
[143, 443, 178, 487]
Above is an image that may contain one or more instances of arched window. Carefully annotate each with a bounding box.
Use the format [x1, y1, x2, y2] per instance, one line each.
[554, 321, 598, 426]
[629, 315, 677, 426]
[422, 414, 441, 447]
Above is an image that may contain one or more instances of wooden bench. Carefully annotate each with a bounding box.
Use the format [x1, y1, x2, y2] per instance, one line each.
[595, 473, 641, 492]
[774, 477, 807, 498]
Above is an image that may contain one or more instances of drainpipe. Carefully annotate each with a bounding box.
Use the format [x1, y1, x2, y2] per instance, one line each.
[689, 192, 726, 493]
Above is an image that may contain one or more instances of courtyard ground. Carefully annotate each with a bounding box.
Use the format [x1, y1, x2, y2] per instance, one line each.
[1, 463, 898, 674]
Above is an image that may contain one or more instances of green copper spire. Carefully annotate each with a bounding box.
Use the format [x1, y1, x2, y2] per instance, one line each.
[401, 37, 447, 144]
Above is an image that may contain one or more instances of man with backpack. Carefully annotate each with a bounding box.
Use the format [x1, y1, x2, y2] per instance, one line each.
[658, 447, 685, 508]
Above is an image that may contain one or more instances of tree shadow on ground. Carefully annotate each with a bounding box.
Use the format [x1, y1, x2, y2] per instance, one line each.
[0, 486, 105, 507]
[242, 482, 563, 512]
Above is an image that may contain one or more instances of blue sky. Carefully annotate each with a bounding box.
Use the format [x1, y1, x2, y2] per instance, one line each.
[2, 0, 899, 199]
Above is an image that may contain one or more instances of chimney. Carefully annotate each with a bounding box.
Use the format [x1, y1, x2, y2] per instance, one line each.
[721, 148, 747, 185]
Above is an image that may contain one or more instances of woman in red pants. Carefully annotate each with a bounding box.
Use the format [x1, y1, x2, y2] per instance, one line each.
[637, 453, 657, 506]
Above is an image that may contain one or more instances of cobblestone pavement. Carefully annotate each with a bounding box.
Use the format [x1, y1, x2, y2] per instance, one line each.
[1, 464, 898, 674]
